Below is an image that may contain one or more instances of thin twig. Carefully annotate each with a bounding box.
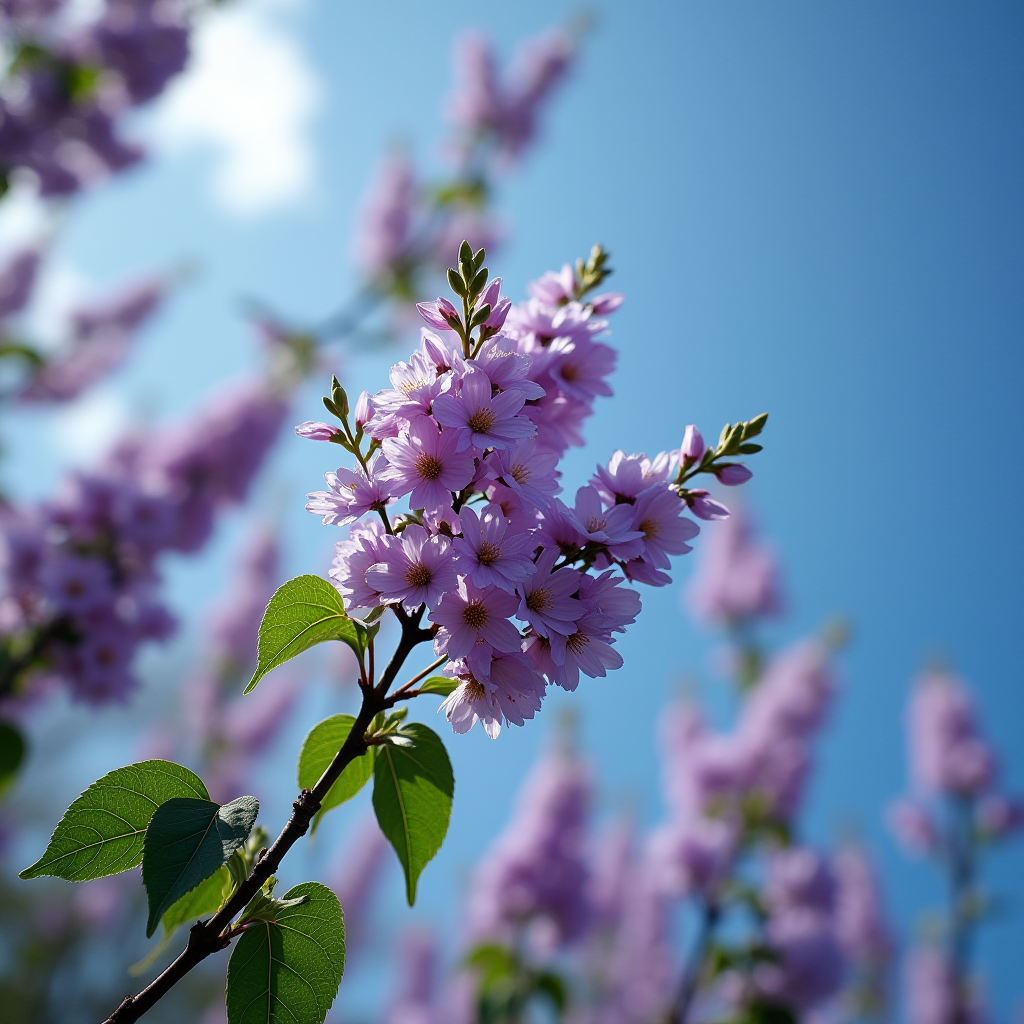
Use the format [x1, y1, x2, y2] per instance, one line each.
[99, 615, 432, 1024]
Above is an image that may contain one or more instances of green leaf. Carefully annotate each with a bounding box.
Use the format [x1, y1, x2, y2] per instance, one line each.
[130, 866, 232, 976]
[372, 723, 454, 906]
[465, 943, 517, 986]
[143, 795, 258, 937]
[0, 719, 26, 798]
[20, 761, 208, 882]
[418, 676, 457, 697]
[297, 715, 374, 833]
[247, 575, 371, 693]
[226, 881, 346, 1024]
[534, 971, 567, 1012]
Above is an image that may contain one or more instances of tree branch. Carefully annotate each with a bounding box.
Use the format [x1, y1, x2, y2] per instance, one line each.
[100, 614, 432, 1024]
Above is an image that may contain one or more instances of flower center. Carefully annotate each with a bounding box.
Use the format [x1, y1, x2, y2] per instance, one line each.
[466, 408, 496, 434]
[65, 580, 85, 597]
[560, 362, 579, 382]
[415, 453, 443, 480]
[566, 631, 590, 656]
[462, 600, 489, 629]
[526, 588, 551, 612]
[405, 562, 432, 588]
[477, 541, 502, 566]
[400, 377, 432, 394]
[639, 517, 659, 540]
[509, 463, 530, 484]
[464, 678, 487, 701]
[585, 515, 607, 533]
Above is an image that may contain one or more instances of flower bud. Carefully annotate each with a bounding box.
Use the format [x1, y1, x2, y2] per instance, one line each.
[354, 390, 373, 429]
[680, 425, 705, 463]
[295, 421, 342, 442]
[715, 464, 753, 486]
[480, 276, 502, 310]
[687, 489, 729, 521]
[415, 298, 460, 331]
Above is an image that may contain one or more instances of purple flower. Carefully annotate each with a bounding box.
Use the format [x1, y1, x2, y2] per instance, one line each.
[687, 507, 783, 624]
[0, 247, 41, 319]
[429, 579, 522, 676]
[577, 569, 641, 633]
[466, 748, 590, 950]
[295, 420, 342, 442]
[590, 292, 624, 315]
[375, 351, 448, 419]
[833, 842, 893, 966]
[488, 437, 560, 509]
[904, 945, 985, 1024]
[566, 485, 644, 557]
[354, 151, 416, 276]
[975, 794, 1024, 839]
[765, 848, 837, 914]
[380, 417, 475, 514]
[546, 337, 617, 402]
[540, 612, 624, 691]
[365, 525, 456, 612]
[439, 653, 546, 738]
[648, 816, 736, 898]
[516, 547, 582, 637]
[305, 455, 393, 526]
[755, 909, 846, 1012]
[528, 264, 576, 305]
[887, 799, 938, 856]
[591, 450, 674, 505]
[329, 520, 392, 611]
[432, 368, 534, 452]
[453, 503, 535, 593]
[40, 555, 113, 614]
[470, 338, 545, 400]
[629, 486, 700, 568]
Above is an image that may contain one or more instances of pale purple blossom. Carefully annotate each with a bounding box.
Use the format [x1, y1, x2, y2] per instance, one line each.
[429, 578, 522, 677]
[295, 421, 341, 442]
[516, 547, 582, 637]
[439, 652, 545, 738]
[431, 367, 534, 452]
[591, 450, 675, 505]
[452, 502, 535, 592]
[380, 417, 475, 514]
[365, 525, 456, 612]
[305, 456, 393, 527]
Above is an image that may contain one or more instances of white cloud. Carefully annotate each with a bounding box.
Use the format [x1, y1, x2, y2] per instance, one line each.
[50, 387, 130, 467]
[150, 1, 321, 217]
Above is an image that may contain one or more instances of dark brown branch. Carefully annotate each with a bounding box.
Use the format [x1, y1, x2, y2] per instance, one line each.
[100, 615, 432, 1024]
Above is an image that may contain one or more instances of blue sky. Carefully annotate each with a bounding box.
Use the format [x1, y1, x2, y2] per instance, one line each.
[2, 0, 1022, 1018]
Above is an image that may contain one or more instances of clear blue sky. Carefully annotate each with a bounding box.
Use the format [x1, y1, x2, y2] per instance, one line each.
[5, 1, 1022, 1018]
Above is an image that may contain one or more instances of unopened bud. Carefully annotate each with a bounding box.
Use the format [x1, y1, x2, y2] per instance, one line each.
[294, 421, 342, 442]
[714, 464, 753, 486]
[681, 424, 705, 463]
[354, 390, 373, 429]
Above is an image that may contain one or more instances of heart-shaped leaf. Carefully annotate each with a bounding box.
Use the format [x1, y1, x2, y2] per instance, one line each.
[226, 881, 346, 1024]
[297, 715, 374, 833]
[142, 795, 258, 936]
[372, 723, 453, 906]
[246, 575, 375, 693]
[20, 760, 208, 882]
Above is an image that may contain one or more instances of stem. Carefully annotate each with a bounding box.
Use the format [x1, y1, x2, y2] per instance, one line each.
[669, 900, 719, 1024]
[99, 615, 432, 1024]
[948, 797, 976, 1024]
[388, 655, 446, 700]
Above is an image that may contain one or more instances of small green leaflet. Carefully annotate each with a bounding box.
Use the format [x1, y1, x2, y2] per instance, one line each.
[130, 866, 232, 976]
[226, 881, 346, 1024]
[0, 719, 26, 798]
[297, 715, 374, 833]
[20, 761, 209, 882]
[143, 795, 258, 936]
[246, 575, 377, 693]
[418, 676, 458, 697]
[372, 723, 454, 906]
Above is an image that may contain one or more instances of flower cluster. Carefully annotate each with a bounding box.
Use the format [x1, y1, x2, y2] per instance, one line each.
[0, 0, 191, 198]
[305, 244, 762, 737]
[0, 378, 287, 704]
[889, 670, 1023, 854]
